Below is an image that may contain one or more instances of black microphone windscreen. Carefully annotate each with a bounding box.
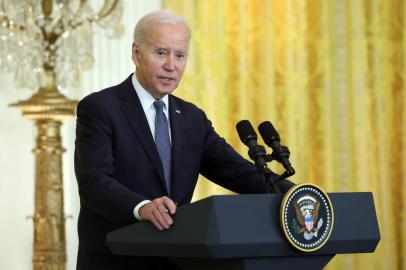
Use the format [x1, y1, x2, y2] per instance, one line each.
[258, 121, 280, 146]
[236, 120, 257, 144]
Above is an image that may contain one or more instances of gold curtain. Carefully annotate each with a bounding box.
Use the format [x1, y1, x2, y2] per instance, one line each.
[162, 0, 406, 269]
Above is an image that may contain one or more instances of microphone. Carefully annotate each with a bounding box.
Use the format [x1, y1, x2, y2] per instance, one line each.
[236, 120, 259, 150]
[236, 120, 280, 193]
[258, 121, 295, 178]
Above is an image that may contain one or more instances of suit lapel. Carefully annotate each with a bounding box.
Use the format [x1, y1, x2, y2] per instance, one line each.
[117, 76, 166, 191]
[168, 95, 185, 199]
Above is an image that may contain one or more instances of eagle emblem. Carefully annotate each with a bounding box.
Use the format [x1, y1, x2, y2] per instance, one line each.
[293, 195, 324, 240]
[280, 183, 334, 252]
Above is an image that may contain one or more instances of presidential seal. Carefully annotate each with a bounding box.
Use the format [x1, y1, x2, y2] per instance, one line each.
[280, 183, 334, 252]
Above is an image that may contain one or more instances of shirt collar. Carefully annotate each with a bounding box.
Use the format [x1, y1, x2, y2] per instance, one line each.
[131, 74, 169, 111]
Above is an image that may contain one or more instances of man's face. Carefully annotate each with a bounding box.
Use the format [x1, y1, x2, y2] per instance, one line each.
[132, 23, 189, 99]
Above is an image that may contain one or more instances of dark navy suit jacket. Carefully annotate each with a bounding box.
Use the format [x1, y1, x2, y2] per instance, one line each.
[74, 75, 292, 269]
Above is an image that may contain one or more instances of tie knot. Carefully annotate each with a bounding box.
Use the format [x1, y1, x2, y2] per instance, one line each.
[154, 100, 165, 113]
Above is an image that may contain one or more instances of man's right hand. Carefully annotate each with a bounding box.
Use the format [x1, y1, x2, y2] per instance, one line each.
[138, 196, 177, 230]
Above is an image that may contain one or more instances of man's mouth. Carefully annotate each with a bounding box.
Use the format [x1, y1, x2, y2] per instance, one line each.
[158, 76, 175, 82]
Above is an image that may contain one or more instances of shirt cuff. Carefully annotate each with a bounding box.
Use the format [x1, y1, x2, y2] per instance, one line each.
[133, 200, 152, 220]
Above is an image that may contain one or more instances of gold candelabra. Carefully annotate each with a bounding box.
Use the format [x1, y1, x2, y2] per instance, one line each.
[1, 1, 123, 269]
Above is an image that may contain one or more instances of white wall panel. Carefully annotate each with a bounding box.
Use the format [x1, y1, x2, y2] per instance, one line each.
[0, 73, 36, 269]
[0, 1, 161, 269]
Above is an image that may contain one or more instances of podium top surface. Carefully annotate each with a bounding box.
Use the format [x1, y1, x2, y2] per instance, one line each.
[107, 192, 380, 258]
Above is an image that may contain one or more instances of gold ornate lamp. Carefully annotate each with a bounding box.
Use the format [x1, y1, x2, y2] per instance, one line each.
[0, 1, 123, 269]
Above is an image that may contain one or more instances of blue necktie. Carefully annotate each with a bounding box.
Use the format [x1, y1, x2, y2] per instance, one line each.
[153, 100, 172, 193]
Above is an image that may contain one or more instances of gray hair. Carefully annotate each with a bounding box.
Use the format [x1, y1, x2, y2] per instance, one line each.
[133, 10, 191, 47]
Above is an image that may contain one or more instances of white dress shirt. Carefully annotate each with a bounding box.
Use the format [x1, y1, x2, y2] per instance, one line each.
[131, 74, 171, 220]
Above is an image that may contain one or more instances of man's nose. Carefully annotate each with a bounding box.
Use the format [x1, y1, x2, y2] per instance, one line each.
[163, 55, 175, 71]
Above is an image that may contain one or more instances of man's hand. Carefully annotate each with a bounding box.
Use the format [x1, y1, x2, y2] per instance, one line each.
[138, 196, 177, 230]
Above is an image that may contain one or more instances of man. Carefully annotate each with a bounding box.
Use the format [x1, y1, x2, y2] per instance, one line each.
[75, 10, 293, 270]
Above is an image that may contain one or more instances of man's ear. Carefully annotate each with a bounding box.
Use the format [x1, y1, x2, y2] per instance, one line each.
[132, 42, 141, 66]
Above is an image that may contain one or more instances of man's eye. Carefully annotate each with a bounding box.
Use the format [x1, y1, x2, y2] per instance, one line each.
[176, 54, 185, 59]
[156, 51, 166, 56]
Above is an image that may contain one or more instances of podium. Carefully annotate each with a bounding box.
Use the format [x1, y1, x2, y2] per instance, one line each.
[106, 193, 380, 270]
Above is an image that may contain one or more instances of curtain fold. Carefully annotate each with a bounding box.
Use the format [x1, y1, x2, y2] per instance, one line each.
[163, 1, 405, 269]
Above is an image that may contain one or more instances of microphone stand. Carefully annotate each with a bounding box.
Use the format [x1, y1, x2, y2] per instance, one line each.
[248, 144, 281, 194]
[248, 144, 296, 194]
[264, 145, 296, 179]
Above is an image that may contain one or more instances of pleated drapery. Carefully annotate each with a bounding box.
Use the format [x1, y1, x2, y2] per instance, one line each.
[163, 1, 406, 269]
